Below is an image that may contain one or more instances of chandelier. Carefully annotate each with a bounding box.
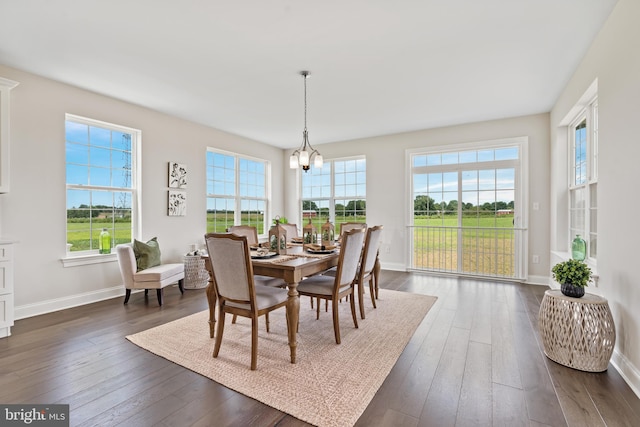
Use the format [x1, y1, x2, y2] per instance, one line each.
[289, 70, 323, 172]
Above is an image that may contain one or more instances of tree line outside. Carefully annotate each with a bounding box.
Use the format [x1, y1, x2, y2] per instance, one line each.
[67, 204, 132, 251]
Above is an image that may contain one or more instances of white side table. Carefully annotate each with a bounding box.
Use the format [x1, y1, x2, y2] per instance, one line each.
[538, 289, 615, 372]
[183, 255, 209, 289]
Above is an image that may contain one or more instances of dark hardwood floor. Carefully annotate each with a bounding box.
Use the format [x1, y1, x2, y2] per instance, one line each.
[1, 271, 639, 426]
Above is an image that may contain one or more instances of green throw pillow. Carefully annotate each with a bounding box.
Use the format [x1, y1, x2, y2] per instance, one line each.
[133, 237, 161, 271]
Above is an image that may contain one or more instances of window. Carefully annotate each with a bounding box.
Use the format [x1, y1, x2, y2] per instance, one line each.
[300, 157, 366, 232]
[569, 98, 598, 260]
[206, 149, 269, 235]
[409, 139, 525, 279]
[65, 114, 139, 255]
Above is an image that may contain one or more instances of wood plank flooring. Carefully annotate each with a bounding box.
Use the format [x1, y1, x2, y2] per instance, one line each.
[1, 271, 639, 426]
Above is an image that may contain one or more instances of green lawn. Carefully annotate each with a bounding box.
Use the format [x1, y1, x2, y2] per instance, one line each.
[412, 214, 515, 276]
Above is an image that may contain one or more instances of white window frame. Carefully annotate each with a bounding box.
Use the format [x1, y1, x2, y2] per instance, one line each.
[568, 96, 598, 262]
[299, 156, 366, 227]
[63, 114, 141, 267]
[406, 137, 528, 280]
[206, 148, 271, 237]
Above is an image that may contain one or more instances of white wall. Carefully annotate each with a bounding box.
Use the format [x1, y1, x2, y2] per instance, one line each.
[0, 64, 285, 317]
[550, 0, 640, 396]
[284, 113, 551, 280]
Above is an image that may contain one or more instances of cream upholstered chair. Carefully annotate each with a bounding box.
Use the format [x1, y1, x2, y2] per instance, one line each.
[280, 223, 299, 242]
[227, 225, 259, 245]
[297, 227, 366, 344]
[116, 244, 184, 306]
[339, 222, 367, 238]
[226, 225, 285, 288]
[322, 225, 383, 319]
[353, 225, 383, 319]
[204, 232, 291, 370]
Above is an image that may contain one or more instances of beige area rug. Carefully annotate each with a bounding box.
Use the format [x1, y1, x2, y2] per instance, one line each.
[126, 289, 436, 427]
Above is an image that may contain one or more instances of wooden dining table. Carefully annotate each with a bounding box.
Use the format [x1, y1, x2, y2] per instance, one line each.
[202, 244, 340, 364]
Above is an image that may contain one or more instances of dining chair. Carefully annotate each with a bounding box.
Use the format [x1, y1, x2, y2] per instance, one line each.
[280, 223, 299, 242]
[297, 227, 366, 344]
[227, 225, 259, 245]
[204, 232, 291, 370]
[339, 222, 367, 238]
[322, 225, 383, 319]
[226, 225, 285, 288]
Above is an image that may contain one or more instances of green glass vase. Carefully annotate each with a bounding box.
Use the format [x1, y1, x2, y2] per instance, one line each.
[99, 228, 111, 254]
[571, 235, 586, 261]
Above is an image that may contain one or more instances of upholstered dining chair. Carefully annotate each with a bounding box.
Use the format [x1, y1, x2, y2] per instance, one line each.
[280, 223, 299, 242]
[322, 225, 383, 319]
[297, 227, 366, 344]
[339, 222, 367, 238]
[204, 232, 291, 370]
[226, 225, 285, 288]
[227, 225, 259, 245]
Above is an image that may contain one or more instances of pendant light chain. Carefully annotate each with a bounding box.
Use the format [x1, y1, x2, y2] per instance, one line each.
[303, 71, 308, 133]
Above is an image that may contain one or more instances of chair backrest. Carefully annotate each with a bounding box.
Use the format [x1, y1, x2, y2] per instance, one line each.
[227, 225, 258, 246]
[116, 244, 136, 289]
[360, 225, 383, 276]
[280, 223, 298, 241]
[335, 228, 366, 287]
[339, 222, 367, 237]
[204, 233, 255, 304]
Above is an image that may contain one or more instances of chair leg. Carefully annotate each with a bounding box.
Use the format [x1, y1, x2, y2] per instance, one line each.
[316, 297, 320, 320]
[310, 297, 314, 309]
[144, 289, 149, 296]
[349, 289, 359, 330]
[178, 278, 185, 294]
[358, 281, 366, 319]
[251, 316, 258, 370]
[332, 298, 341, 344]
[213, 310, 226, 358]
[232, 314, 237, 324]
[369, 276, 377, 309]
[156, 289, 163, 306]
[350, 288, 358, 329]
[124, 289, 131, 304]
[265, 313, 270, 333]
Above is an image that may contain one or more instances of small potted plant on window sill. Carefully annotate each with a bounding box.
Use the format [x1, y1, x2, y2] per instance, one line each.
[551, 258, 592, 298]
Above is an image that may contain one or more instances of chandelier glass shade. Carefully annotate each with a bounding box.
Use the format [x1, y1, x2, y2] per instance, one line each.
[290, 71, 323, 172]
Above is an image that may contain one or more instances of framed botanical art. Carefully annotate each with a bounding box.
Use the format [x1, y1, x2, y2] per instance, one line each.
[168, 162, 187, 188]
[168, 190, 187, 216]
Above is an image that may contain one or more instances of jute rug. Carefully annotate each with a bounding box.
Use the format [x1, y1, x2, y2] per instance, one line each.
[126, 289, 436, 427]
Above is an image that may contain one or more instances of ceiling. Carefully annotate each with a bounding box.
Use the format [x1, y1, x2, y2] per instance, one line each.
[0, 0, 617, 149]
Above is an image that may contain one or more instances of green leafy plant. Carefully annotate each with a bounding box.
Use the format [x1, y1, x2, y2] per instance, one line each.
[272, 216, 288, 225]
[551, 259, 592, 287]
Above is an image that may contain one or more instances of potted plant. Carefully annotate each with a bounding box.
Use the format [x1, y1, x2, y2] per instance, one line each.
[551, 258, 592, 298]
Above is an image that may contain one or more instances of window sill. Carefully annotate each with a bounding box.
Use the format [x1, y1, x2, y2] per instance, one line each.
[61, 252, 117, 268]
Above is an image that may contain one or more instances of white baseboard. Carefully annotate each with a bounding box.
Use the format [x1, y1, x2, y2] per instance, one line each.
[15, 286, 126, 320]
[379, 262, 405, 272]
[526, 275, 552, 286]
[611, 349, 640, 399]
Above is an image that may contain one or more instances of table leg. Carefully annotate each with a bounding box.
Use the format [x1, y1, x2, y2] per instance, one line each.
[286, 281, 300, 364]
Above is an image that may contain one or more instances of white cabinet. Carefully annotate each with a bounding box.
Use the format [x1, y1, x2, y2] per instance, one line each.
[0, 76, 19, 193]
[0, 242, 14, 338]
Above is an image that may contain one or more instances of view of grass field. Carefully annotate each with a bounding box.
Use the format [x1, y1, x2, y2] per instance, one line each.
[412, 214, 515, 277]
[67, 213, 368, 252]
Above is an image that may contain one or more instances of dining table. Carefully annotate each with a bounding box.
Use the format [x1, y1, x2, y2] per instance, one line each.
[202, 244, 340, 364]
